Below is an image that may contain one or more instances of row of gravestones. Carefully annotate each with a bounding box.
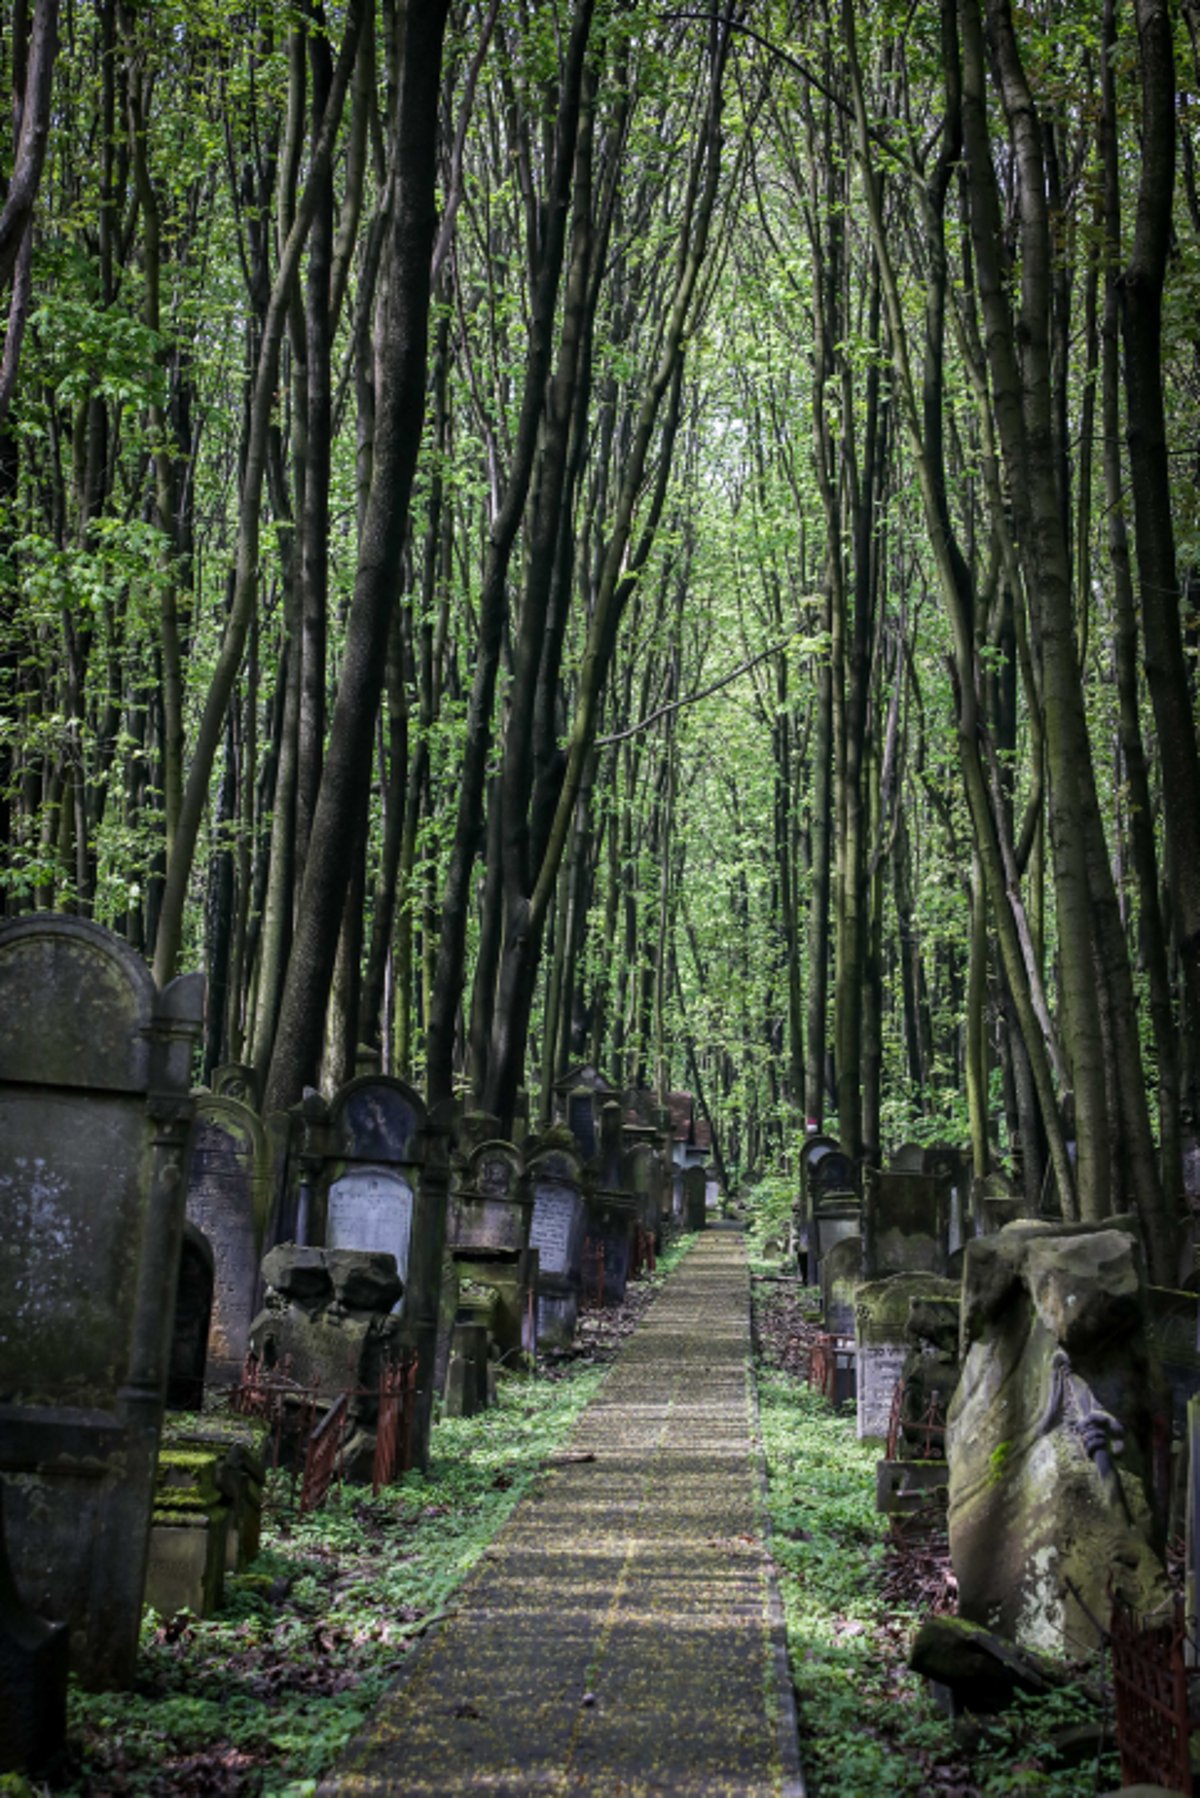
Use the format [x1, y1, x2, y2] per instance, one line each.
[180, 1083, 684, 1427]
[0, 914, 687, 1767]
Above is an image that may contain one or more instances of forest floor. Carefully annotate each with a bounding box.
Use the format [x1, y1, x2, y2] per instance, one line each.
[750, 1269, 1122, 1797]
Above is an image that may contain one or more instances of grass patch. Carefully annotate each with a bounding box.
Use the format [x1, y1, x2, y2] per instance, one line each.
[58, 1363, 607, 1796]
[757, 1368, 1119, 1796]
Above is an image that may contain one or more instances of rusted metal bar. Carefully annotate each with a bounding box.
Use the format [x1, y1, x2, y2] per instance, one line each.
[300, 1390, 348, 1515]
[372, 1353, 420, 1494]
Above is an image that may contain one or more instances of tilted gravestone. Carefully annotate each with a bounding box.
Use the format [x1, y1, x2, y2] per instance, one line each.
[184, 1094, 271, 1389]
[0, 915, 202, 1688]
[526, 1142, 586, 1348]
[855, 1274, 959, 1441]
[948, 1219, 1167, 1654]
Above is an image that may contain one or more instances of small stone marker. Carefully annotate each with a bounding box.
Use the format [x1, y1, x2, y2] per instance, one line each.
[0, 914, 202, 1689]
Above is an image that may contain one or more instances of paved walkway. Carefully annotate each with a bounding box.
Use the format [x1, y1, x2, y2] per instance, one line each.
[325, 1229, 804, 1795]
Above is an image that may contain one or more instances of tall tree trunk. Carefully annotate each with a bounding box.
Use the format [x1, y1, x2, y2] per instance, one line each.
[264, 0, 450, 1112]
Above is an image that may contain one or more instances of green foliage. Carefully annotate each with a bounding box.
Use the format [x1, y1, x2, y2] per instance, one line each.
[63, 1366, 604, 1794]
[743, 1170, 797, 1260]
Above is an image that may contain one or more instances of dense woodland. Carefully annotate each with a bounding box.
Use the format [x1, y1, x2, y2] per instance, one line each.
[2, 0, 1199, 1276]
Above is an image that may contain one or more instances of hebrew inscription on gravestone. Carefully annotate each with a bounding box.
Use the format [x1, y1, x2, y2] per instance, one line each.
[327, 1167, 414, 1292]
[529, 1184, 576, 1278]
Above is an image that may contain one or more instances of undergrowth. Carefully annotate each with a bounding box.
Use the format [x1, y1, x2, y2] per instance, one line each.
[757, 1365, 1120, 1796]
[54, 1364, 606, 1796]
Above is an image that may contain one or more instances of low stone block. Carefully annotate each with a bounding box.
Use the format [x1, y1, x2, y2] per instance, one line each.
[0, 1488, 68, 1777]
[909, 1614, 1076, 1714]
[160, 1419, 267, 1574]
[145, 1508, 229, 1619]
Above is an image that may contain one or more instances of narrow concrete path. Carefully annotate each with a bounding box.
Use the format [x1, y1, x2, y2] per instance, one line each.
[326, 1230, 804, 1796]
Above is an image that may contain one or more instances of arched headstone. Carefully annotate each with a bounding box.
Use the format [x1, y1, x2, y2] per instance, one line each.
[0, 915, 202, 1689]
[185, 1095, 269, 1387]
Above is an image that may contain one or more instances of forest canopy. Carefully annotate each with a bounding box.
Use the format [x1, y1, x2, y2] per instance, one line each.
[2, 0, 1199, 1278]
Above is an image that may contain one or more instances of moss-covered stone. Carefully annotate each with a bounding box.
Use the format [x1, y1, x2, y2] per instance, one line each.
[948, 1220, 1168, 1654]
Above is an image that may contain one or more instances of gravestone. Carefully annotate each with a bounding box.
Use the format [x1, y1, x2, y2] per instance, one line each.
[448, 1141, 534, 1364]
[855, 1274, 958, 1440]
[890, 1141, 926, 1174]
[320, 1080, 423, 1289]
[810, 1196, 861, 1290]
[527, 1142, 586, 1348]
[211, 1062, 259, 1108]
[185, 1095, 271, 1387]
[0, 914, 202, 1689]
[799, 1135, 852, 1216]
[251, 1245, 404, 1478]
[948, 1219, 1167, 1653]
[311, 1078, 447, 1470]
[583, 1188, 640, 1304]
[862, 1168, 950, 1279]
[166, 1222, 214, 1410]
[448, 1141, 529, 1257]
[972, 1170, 1021, 1237]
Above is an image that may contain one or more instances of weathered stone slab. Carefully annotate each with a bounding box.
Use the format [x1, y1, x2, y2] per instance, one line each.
[863, 1167, 950, 1279]
[527, 1143, 586, 1349]
[185, 1095, 270, 1386]
[448, 1141, 530, 1258]
[0, 915, 202, 1690]
[948, 1219, 1167, 1654]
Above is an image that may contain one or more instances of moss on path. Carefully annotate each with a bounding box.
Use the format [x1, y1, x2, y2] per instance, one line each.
[325, 1229, 804, 1795]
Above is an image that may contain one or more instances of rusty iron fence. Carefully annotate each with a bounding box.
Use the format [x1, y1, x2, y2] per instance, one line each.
[886, 1380, 947, 1462]
[372, 1354, 419, 1495]
[300, 1391, 348, 1514]
[1110, 1590, 1192, 1795]
[808, 1332, 854, 1406]
[230, 1350, 420, 1515]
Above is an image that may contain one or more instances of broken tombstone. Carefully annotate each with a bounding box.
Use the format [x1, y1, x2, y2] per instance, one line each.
[947, 1218, 1169, 1654]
